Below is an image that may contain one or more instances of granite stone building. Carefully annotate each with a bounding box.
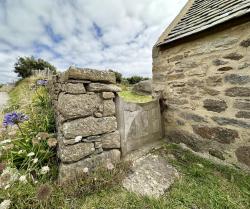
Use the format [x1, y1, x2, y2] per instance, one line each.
[152, 0, 250, 169]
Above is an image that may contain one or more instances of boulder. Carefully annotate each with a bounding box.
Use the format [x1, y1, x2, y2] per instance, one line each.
[132, 80, 152, 95]
[62, 116, 117, 138]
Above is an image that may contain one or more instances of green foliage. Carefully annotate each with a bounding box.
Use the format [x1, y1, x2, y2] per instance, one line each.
[126, 76, 149, 85]
[14, 56, 56, 79]
[109, 70, 122, 83]
[0, 84, 3, 88]
[1, 78, 56, 179]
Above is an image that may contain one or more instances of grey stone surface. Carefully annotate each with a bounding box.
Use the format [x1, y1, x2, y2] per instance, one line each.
[212, 116, 250, 128]
[202, 87, 220, 96]
[87, 83, 121, 92]
[235, 111, 250, 119]
[206, 76, 222, 86]
[65, 67, 116, 84]
[217, 66, 233, 71]
[235, 146, 250, 167]
[103, 100, 116, 116]
[57, 93, 101, 120]
[209, 149, 225, 160]
[63, 116, 117, 138]
[101, 131, 121, 149]
[102, 92, 115, 99]
[63, 83, 86, 94]
[179, 112, 207, 123]
[59, 149, 121, 183]
[192, 125, 238, 144]
[224, 74, 250, 85]
[132, 80, 152, 95]
[122, 154, 179, 198]
[225, 87, 250, 97]
[212, 59, 228, 66]
[234, 101, 250, 110]
[240, 39, 250, 48]
[223, 52, 244, 60]
[203, 99, 228, 113]
[238, 62, 250, 70]
[58, 142, 95, 163]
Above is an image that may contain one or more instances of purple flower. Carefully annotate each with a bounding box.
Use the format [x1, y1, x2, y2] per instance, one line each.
[36, 80, 48, 86]
[3, 112, 29, 127]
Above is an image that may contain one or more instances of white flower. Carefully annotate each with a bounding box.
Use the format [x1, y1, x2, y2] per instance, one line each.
[27, 152, 35, 157]
[18, 150, 24, 154]
[4, 185, 10, 190]
[74, 136, 82, 143]
[0, 140, 11, 146]
[0, 167, 19, 189]
[19, 175, 27, 184]
[106, 162, 115, 170]
[0, 199, 11, 209]
[40, 166, 50, 175]
[32, 158, 38, 164]
[83, 167, 89, 173]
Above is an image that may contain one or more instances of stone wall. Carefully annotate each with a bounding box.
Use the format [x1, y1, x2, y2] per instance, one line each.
[49, 67, 121, 182]
[152, 21, 250, 169]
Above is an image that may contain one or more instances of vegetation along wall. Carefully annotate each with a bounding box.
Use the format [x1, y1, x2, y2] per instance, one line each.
[152, 21, 250, 170]
[49, 67, 122, 183]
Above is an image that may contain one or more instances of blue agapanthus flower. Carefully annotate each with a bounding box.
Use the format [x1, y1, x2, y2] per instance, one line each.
[36, 79, 48, 86]
[3, 112, 29, 127]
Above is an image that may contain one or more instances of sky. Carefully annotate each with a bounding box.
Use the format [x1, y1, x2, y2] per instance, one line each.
[0, 0, 187, 83]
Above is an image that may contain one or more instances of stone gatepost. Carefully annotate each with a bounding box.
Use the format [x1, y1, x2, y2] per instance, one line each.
[49, 67, 121, 182]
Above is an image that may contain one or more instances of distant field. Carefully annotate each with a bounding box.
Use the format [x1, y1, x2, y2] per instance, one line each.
[118, 90, 152, 103]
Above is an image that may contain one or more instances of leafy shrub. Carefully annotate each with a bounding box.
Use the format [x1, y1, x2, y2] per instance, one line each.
[126, 76, 149, 85]
[14, 56, 56, 79]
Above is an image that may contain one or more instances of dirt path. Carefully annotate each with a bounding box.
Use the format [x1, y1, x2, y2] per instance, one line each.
[0, 92, 9, 110]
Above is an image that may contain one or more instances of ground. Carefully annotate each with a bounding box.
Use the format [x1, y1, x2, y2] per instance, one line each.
[0, 78, 250, 209]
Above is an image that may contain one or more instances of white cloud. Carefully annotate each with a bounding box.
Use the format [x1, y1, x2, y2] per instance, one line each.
[0, 0, 187, 83]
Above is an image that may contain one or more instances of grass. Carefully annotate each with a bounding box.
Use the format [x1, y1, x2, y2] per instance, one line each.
[119, 90, 152, 103]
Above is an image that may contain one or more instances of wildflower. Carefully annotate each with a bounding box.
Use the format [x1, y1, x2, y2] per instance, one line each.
[0, 139, 11, 145]
[40, 166, 50, 175]
[36, 184, 52, 201]
[0, 163, 6, 174]
[36, 132, 50, 141]
[47, 138, 57, 148]
[83, 167, 89, 173]
[36, 79, 48, 86]
[32, 138, 39, 145]
[2, 112, 29, 127]
[27, 152, 35, 157]
[18, 150, 24, 154]
[0, 167, 19, 189]
[74, 136, 82, 143]
[19, 175, 27, 184]
[0, 199, 11, 209]
[106, 162, 115, 170]
[4, 184, 10, 190]
[33, 158, 38, 164]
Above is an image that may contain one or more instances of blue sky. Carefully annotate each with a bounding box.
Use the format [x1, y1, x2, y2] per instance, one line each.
[0, 0, 187, 83]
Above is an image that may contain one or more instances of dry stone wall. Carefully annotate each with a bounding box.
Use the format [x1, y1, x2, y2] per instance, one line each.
[152, 21, 250, 169]
[49, 67, 121, 182]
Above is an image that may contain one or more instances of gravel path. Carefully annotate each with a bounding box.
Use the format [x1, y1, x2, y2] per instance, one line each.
[0, 92, 9, 110]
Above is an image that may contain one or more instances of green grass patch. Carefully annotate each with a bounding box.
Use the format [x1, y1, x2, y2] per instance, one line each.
[119, 90, 152, 103]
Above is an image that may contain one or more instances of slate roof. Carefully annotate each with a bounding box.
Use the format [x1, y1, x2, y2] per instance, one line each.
[157, 0, 250, 46]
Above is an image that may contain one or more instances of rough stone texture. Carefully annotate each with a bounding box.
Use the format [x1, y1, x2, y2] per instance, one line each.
[212, 117, 250, 129]
[57, 93, 100, 120]
[103, 100, 116, 116]
[235, 111, 250, 119]
[225, 87, 250, 97]
[209, 149, 225, 160]
[234, 101, 250, 110]
[192, 126, 238, 144]
[49, 67, 122, 182]
[87, 83, 121, 92]
[235, 146, 250, 167]
[59, 149, 121, 182]
[102, 92, 115, 99]
[203, 99, 228, 113]
[132, 80, 152, 95]
[122, 154, 179, 198]
[224, 74, 250, 85]
[101, 131, 121, 149]
[65, 67, 116, 84]
[223, 52, 244, 60]
[58, 142, 95, 163]
[63, 116, 117, 139]
[63, 83, 86, 94]
[153, 21, 250, 168]
[179, 112, 207, 123]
